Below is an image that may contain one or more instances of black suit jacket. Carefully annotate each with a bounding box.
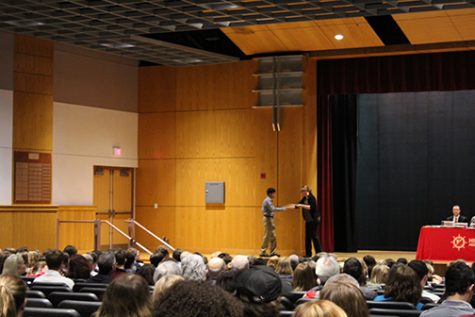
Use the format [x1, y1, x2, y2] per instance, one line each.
[446, 215, 469, 223]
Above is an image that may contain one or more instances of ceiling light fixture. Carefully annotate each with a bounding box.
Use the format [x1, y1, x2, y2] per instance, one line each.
[100, 42, 135, 49]
[334, 34, 344, 41]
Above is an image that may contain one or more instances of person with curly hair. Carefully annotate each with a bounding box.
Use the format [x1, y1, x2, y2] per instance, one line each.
[97, 274, 153, 317]
[154, 280, 244, 317]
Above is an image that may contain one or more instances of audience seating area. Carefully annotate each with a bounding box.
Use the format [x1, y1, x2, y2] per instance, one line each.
[1, 246, 474, 317]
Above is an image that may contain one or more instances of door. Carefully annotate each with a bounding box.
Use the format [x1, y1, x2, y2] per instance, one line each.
[93, 166, 133, 250]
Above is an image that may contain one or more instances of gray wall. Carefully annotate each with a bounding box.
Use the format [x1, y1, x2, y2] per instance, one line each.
[54, 42, 138, 112]
[0, 32, 13, 91]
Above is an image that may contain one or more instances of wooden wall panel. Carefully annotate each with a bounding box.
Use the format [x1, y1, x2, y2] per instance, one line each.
[57, 206, 96, 252]
[138, 67, 176, 113]
[0, 211, 13, 248]
[136, 159, 176, 207]
[137, 61, 314, 255]
[139, 113, 176, 159]
[13, 92, 53, 151]
[13, 34, 53, 153]
[136, 206, 175, 251]
[175, 110, 217, 158]
[175, 158, 257, 207]
[175, 61, 257, 111]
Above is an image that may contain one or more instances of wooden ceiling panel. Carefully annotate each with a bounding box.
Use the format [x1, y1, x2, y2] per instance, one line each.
[394, 8, 475, 44]
[222, 17, 383, 55]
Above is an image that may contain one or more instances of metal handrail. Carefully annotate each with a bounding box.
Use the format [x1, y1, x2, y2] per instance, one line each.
[102, 220, 152, 255]
[126, 219, 175, 251]
[56, 219, 153, 255]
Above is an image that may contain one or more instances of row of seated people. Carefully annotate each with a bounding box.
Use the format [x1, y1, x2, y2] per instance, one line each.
[0, 245, 475, 317]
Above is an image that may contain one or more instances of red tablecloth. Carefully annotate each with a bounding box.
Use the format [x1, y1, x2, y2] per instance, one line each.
[416, 226, 475, 262]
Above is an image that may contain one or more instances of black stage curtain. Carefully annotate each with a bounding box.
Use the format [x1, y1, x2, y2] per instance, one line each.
[317, 51, 475, 251]
[356, 91, 475, 250]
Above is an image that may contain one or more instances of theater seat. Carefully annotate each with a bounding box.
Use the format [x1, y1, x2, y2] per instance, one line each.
[31, 285, 72, 297]
[73, 283, 108, 292]
[58, 300, 101, 317]
[26, 290, 46, 299]
[79, 287, 106, 300]
[48, 292, 99, 307]
[280, 311, 294, 317]
[367, 301, 416, 310]
[23, 307, 81, 317]
[296, 297, 313, 306]
[369, 308, 421, 317]
[25, 298, 53, 308]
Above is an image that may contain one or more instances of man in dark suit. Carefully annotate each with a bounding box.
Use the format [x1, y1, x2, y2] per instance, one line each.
[296, 185, 322, 257]
[446, 205, 469, 223]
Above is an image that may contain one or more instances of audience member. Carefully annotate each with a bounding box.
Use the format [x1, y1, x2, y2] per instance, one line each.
[289, 254, 300, 271]
[155, 280, 244, 317]
[0, 275, 27, 317]
[172, 249, 182, 263]
[368, 264, 389, 285]
[374, 264, 424, 310]
[207, 257, 226, 282]
[136, 264, 155, 285]
[218, 253, 233, 266]
[86, 252, 115, 284]
[363, 255, 377, 279]
[28, 260, 47, 278]
[320, 275, 369, 317]
[181, 253, 207, 281]
[66, 255, 91, 280]
[293, 300, 348, 317]
[97, 274, 153, 317]
[111, 250, 128, 280]
[230, 255, 249, 271]
[152, 274, 184, 303]
[150, 252, 167, 268]
[153, 260, 182, 283]
[342, 257, 377, 299]
[315, 254, 340, 286]
[408, 260, 440, 303]
[235, 266, 281, 317]
[33, 249, 74, 288]
[293, 263, 316, 291]
[421, 261, 475, 317]
[25, 251, 40, 276]
[267, 256, 279, 270]
[215, 268, 240, 294]
[125, 248, 139, 273]
[1, 255, 26, 277]
[63, 245, 78, 258]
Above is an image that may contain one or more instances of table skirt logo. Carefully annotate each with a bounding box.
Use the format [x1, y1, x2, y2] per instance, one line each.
[452, 234, 467, 251]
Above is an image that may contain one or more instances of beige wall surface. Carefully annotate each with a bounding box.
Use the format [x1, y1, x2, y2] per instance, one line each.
[54, 43, 138, 112]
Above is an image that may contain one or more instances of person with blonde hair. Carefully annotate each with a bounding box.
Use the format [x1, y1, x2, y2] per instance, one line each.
[97, 274, 153, 317]
[152, 274, 184, 303]
[266, 256, 279, 270]
[0, 275, 27, 317]
[368, 264, 390, 285]
[1, 255, 26, 277]
[294, 300, 347, 317]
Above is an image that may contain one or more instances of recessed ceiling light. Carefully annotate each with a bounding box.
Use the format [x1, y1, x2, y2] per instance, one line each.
[5, 20, 44, 27]
[172, 58, 203, 64]
[100, 42, 135, 49]
[334, 34, 344, 41]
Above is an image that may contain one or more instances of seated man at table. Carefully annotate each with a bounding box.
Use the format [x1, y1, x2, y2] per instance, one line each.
[421, 261, 475, 317]
[446, 205, 468, 223]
